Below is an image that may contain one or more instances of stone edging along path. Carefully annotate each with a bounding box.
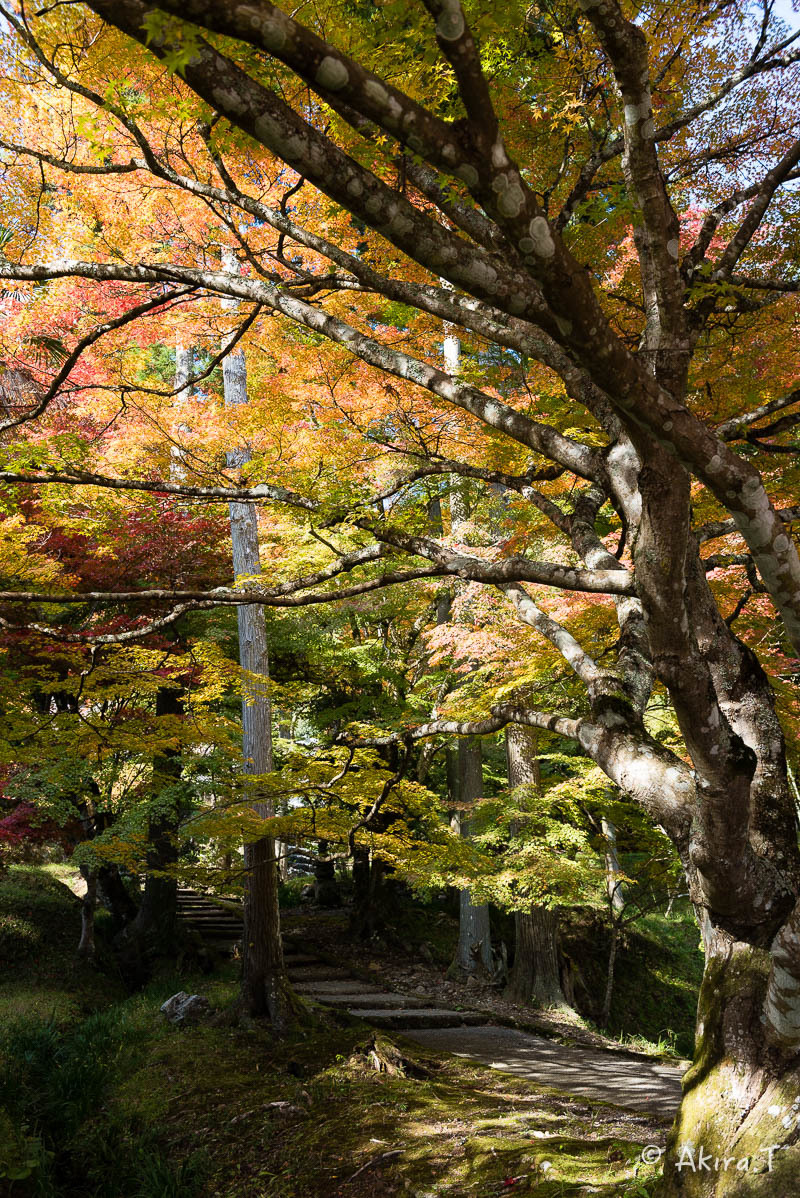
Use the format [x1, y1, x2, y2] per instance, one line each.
[178, 890, 685, 1117]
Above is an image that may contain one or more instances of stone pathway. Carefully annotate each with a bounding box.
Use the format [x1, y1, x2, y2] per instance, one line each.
[176, 887, 244, 949]
[177, 890, 685, 1115]
[177, 889, 488, 1030]
[400, 1025, 684, 1116]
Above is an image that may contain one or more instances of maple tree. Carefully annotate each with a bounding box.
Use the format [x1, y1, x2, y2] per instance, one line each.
[1, 1, 800, 1189]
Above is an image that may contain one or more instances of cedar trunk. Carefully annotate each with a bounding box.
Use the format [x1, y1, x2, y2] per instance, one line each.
[223, 315, 294, 1028]
[504, 723, 570, 1008]
[450, 737, 493, 978]
[506, 906, 566, 1007]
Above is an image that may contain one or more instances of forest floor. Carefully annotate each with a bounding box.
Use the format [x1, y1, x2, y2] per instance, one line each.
[0, 865, 673, 1198]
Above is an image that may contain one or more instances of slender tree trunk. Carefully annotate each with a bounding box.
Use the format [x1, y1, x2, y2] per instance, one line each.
[600, 818, 624, 1022]
[432, 361, 494, 978]
[222, 256, 293, 1026]
[351, 844, 371, 931]
[600, 917, 619, 1028]
[449, 738, 493, 978]
[504, 723, 570, 1007]
[125, 344, 193, 961]
[350, 814, 405, 939]
[77, 865, 97, 961]
[170, 340, 193, 480]
[602, 817, 626, 913]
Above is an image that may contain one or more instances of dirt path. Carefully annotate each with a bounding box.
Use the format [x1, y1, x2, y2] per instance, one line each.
[400, 1024, 685, 1116]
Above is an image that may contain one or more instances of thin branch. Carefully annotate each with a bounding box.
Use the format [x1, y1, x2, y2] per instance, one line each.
[696, 505, 800, 543]
[716, 386, 800, 441]
[340, 704, 581, 746]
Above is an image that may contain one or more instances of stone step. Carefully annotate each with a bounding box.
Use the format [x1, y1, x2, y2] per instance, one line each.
[177, 893, 243, 912]
[179, 905, 241, 915]
[313, 992, 430, 1010]
[177, 902, 239, 913]
[292, 978, 386, 996]
[180, 915, 244, 924]
[353, 1008, 490, 1029]
[286, 964, 354, 981]
[177, 901, 239, 911]
[183, 921, 243, 933]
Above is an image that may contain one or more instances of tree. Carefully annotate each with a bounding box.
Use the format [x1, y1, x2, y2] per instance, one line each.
[504, 722, 570, 1009]
[221, 251, 292, 1025]
[1, 3, 800, 1188]
[448, 735, 494, 978]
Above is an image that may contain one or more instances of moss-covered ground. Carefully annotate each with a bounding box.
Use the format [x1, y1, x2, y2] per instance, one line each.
[0, 867, 668, 1197]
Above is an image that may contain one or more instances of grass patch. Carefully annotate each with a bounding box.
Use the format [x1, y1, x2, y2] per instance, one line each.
[0, 972, 230, 1196]
[0, 865, 123, 1028]
[562, 903, 703, 1058]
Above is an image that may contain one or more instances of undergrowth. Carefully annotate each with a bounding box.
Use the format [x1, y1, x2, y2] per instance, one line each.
[0, 866, 670, 1197]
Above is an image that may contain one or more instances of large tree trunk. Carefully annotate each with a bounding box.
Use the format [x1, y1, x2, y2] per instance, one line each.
[507, 906, 566, 1007]
[659, 926, 800, 1196]
[628, 452, 800, 1194]
[450, 737, 493, 978]
[97, 863, 138, 930]
[504, 723, 570, 1007]
[222, 263, 294, 1027]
